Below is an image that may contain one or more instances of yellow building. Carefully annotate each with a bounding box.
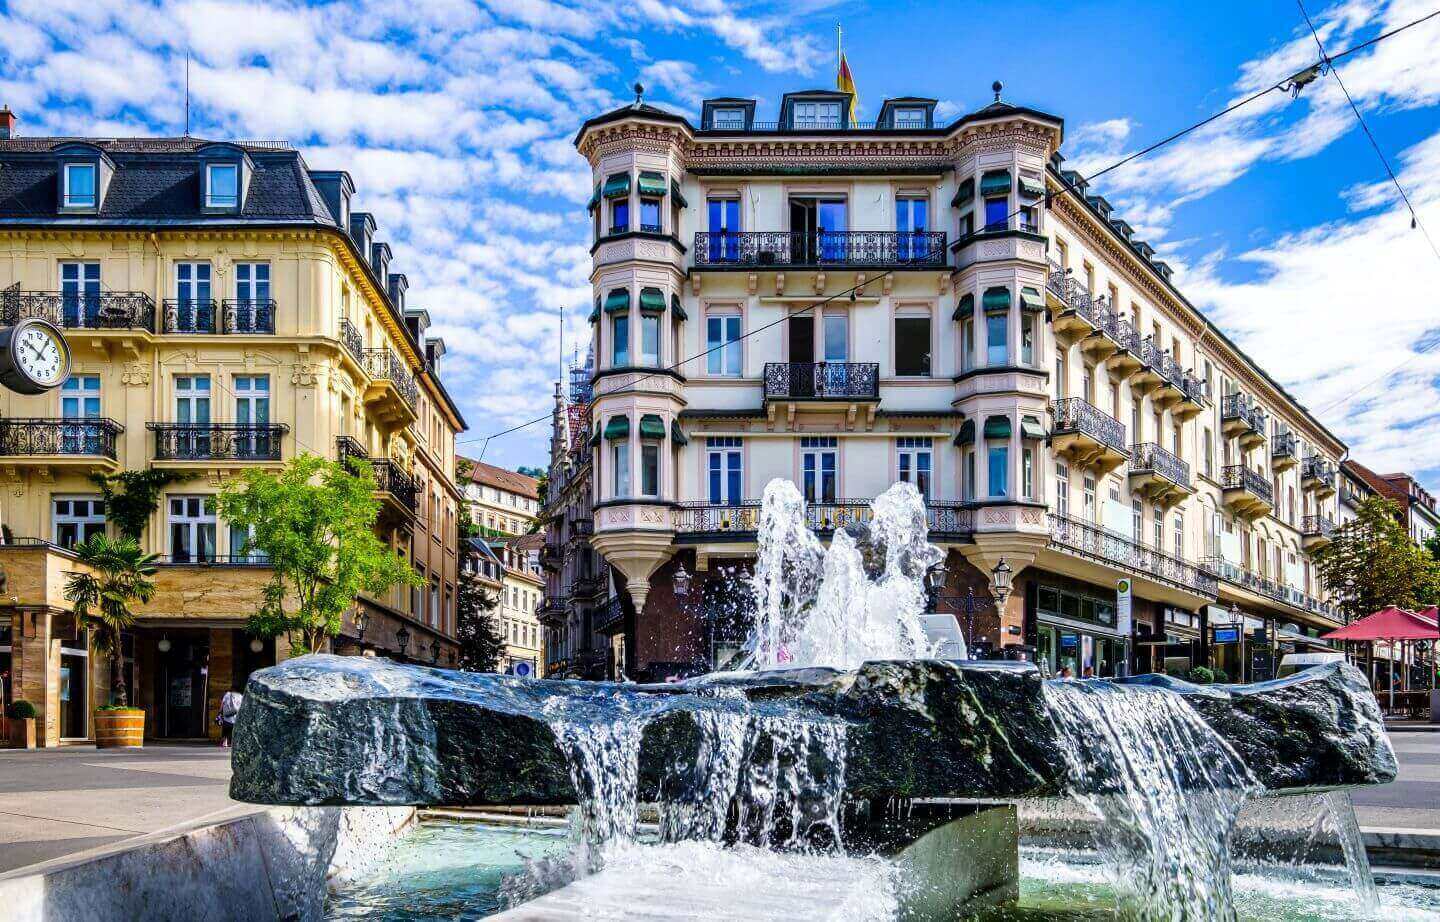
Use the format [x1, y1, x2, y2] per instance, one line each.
[0, 123, 466, 746]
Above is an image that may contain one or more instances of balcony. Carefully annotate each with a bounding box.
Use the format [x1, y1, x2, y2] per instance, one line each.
[763, 362, 879, 401]
[692, 231, 947, 269]
[221, 299, 277, 334]
[337, 436, 418, 523]
[1201, 556, 1340, 623]
[1128, 442, 1193, 506]
[1051, 397, 1128, 474]
[1301, 457, 1337, 498]
[0, 417, 123, 470]
[1046, 263, 1100, 347]
[1095, 303, 1145, 379]
[1340, 480, 1366, 509]
[149, 423, 286, 462]
[156, 554, 271, 567]
[594, 597, 626, 635]
[1049, 513, 1218, 599]
[1130, 337, 1167, 397]
[1302, 514, 1337, 552]
[1150, 350, 1189, 410]
[1221, 464, 1274, 518]
[573, 573, 606, 599]
[1220, 394, 1268, 450]
[537, 599, 568, 628]
[1271, 432, 1299, 472]
[673, 500, 974, 541]
[1174, 371, 1208, 421]
[359, 348, 419, 427]
[0, 289, 156, 332]
[162, 299, 219, 333]
[339, 318, 365, 365]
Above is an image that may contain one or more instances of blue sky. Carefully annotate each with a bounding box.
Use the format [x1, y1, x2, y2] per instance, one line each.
[1, 0, 1438, 488]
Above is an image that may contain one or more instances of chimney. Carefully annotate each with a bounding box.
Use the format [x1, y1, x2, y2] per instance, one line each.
[0, 107, 16, 140]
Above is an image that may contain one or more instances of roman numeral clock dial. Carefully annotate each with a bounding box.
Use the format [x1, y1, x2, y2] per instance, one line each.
[0, 317, 72, 395]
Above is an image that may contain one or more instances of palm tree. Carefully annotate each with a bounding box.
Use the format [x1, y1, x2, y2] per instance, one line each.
[65, 535, 159, 707]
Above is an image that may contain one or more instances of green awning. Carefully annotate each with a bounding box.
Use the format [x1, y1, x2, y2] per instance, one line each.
[603, 173, 631, 198]
[671, 294, 688, 322]
[1018, 176, 1045, 198]
[670, 420, 689, 445]
[1021, 415, 1047, 440]
[980, 170, 1011, 197]
[637, 171, 667, 197]
[1019, 287, 1044, 312]
[587, 183, 601, 212]
[951, 293, 974, 322]
[639, 414, 666, 439]
[603, 415, 630, 440]
[984, 415, 1012, 440]
[952, 178, 974, 207]
[955, 419, 975, 445]
[639, 287, 666, 313]
[604, 288, 630, 313]
[982, 287, 1011, 313]
[671, 181, 688, 208]
[588, 297, 600, 324]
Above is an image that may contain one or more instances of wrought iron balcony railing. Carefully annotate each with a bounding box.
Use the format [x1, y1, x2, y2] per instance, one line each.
[157, 554, 271, 567]
[1221, 393, 1268, 434]
[1050, 513, 1218, 597]
[692, 231, 947, 268]
[1302, 514, 1336, 539]
[339, 318, 365, 364]
[221, 299, 276, 333]
[162, 299, 220, 333]
[1180, 370, 1208, 405]
[1221, 464, 1274, 504]
[1129, 442, 1191, 488]
[360, 348, 419, 409]
[594, 597, 625, 633]
[1272, 431, 1298, 462]
[1200, 555, 1339, 620]
[1051, 397, 1128, 455]
[0, 417, 123, 459]
[336, 436, 418, 513]
[673, 499, 974, 537]
[149, 423, 287, 461]
[1045, 262, 1097, 324]
[0, 288, 157, 332]
[1302, 456, 1336, 485]
[763, 362, 880, 400]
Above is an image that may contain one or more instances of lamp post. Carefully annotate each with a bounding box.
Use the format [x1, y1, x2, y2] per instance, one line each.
[354, 608, 369, 653]
[430, 638, 440, 665]
[395, 625, 410, 661]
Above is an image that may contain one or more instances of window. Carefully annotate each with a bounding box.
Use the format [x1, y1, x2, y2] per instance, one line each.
[640, 443, 660, 497]
[958, 211, 974, 239]
[169, 495, 217, 563]
[961, 313, 975, 372]
[801, 436, 838, 503]
[1132, 499, 1143, 542]
[228, 523, 267, 563]
[1022, 446, 1035, 500]
[1203, 428, 1214, 477]
[1083, 475, 1096, 523]
[712, 107, 745, 129]
[612, 315, 630, 366]
[1055, 353, 1067, 398]
[63, 163, 97, 208]
[984, 197, 1008, 231]
[893, 107, 925, 128]
[896, 196, 929, 260]
[706, 437, 743, 505]
[175, 262, 213, 332]
[987, 441, 1009, 498]
[985, 312, 1007, 366]
[53, 498, 105, 549]
[639, 198, 661, 233]
[640, 313, 661, 366]
[61, 374, 101, 419]
[706, 198, 740, 261]
[430, 578, 441, 628]
[897, 437, 933, 499]
[206, 163, 239, 209]
[823, 312, 848, 362]
[964, 450, 976, 500]
[610, 198, 629, 234]
[793, 101, 841, 128]
[612, 442, 631, 496]
[60, 262, 101, 326]
[894, 313, 931, 376]
[175, 374, 211, 424]
[234, 262, 270, 331]
[1055, 463, 1070, 517]
[234, 375, 272, 457]
[1021, 312, 1035, 366]
[1152, 504, 1164, 550]
[1174, 513, 1184, 559]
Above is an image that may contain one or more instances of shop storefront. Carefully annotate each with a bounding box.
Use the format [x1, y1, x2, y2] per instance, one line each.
[1136, 607, 1203, 677]
[1206, 606, 1271, 683]
[1034, 581, 1125, 677]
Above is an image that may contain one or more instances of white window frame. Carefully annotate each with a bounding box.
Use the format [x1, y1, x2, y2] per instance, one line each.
[62, 162, 97, 209]
[800, 436, 838, 503]
[53, 497, 106, 549]
[893, 107, 925, 129]
[612, 442, 631, 497]
[168, 494, 217, 563]
[706, 437, 743, 505]
[896, 436, 933, 500]
[713, 107, 745, 129]
[206, 163, 240, 209]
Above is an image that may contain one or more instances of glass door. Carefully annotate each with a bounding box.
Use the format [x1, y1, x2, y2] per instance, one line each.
[60, 262, 100, 327]
[801, 437, 838, 503]
[175, 375, 211, 458]
[234, 375, 270, 458]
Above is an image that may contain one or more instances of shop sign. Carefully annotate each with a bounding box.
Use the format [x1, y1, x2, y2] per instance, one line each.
[1213, 627, 1241, 644]
[1116, 578, 1133, 636]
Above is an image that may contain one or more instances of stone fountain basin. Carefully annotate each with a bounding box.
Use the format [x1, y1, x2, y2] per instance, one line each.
[229, 655, 1396, 808]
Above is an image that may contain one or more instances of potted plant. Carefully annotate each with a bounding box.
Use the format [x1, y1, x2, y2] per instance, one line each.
[8, 699, 37, 749]
[65, 535, 158, 748]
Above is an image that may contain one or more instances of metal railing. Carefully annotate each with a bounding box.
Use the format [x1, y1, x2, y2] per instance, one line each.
[1302, 456, 1336, 486]
[149, 423, 287, 461]
[1050, 512, 1218, 597]
[1180, 370, 1207, 404]
[673, 499, 974, 536]
[157, 554, 271, 567]
[763, 362, 880, 400]
[162, 299, 219, 333]
[1221, 393, 1268, 434]
[1130, 442, 1191, 488]
[1302, 514, 1336, 539]
[0, 418, 123, 459]
[1051, 398, 1128, 455]
[339, 318, 365, 364]
[360, 348, 419, 409]
[1045, 262, 1097, 325]
[594, 597, 625, 633]
[692, 231, 947, 268]
[1271, 431, 1297, 462]
[1200, 555, 1339, 619]
[221, 299, 276, 333]
[1221, 464, 1274, 504]
[0, 288, 156, 332]
[336, 436, 418, 513]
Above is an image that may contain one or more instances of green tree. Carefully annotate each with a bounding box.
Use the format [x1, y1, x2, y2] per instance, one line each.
[64, 535, 159, 706]
[454, 569, 505, 672]
[217, 455, 421, 655]
[1314, 496, 1440, 620]
[89, 470, 186, 540]
[517, 465, 549, 509]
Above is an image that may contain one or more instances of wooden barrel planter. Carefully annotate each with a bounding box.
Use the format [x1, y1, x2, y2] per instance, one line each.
[94, 708, 146, 748]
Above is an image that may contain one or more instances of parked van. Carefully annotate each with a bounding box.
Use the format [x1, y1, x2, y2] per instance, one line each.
[1276, 652, 1346, 678]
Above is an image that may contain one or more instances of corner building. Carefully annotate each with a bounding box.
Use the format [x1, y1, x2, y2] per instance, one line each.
[556, 88, 1347, 683]
[0, 120, 465, 745]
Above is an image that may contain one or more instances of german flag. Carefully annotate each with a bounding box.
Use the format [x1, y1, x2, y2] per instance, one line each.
[837, 52, 858, 124]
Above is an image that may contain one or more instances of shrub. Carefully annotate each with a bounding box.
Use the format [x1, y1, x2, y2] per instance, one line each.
[1211, 668, 1230, 684]
[1187, 666, 1216, 684]
[8, 699, 37, 719]
[1164, 667, 1188, 679]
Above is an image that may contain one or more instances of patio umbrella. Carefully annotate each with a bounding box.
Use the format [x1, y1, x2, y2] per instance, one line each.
[1324, 606, 1440, 711]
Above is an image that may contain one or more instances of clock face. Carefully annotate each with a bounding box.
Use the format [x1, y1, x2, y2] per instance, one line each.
[14, 321, 67, 387]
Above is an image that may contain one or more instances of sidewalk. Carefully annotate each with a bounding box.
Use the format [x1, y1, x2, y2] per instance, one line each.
[0, 743, 249, 875]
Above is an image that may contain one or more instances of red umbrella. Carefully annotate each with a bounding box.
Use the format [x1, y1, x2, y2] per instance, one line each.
[1324, 607, 1440, 712]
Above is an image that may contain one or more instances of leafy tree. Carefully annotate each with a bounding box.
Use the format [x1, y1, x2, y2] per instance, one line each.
[517, 465, 549, 509]
[1314, 496, 1440, 620]
[89, 470, 187, 540]
[65, 535, 159, 706]
[455, 570, 505, 672]
[217, 455, 421, 655]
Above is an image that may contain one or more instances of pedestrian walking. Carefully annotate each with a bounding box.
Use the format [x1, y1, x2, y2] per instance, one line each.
[218, 689, 243, 748]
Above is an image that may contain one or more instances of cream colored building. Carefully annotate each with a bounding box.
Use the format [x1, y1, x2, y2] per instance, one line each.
[564, 88, 1346, 682]
[0, 123, 465, 745]
[460, 458, 541, 537]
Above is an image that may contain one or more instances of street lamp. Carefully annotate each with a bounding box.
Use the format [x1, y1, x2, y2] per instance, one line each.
[990, 558, 1012, 609]
[673, 562, 691, 602]
[354, 608, 369, 645]
[430, 639, 440, 664]
[395, 625, 410, 660]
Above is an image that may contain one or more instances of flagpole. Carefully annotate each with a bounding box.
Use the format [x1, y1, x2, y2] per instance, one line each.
[837, 24, 842, 74]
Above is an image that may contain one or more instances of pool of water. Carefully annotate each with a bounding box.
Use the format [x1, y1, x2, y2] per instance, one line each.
[326, 821, 1440, 921]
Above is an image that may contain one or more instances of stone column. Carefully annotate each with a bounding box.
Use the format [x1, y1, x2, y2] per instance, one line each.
[15, 611, 61, 747]
[207, 628, 234, 741]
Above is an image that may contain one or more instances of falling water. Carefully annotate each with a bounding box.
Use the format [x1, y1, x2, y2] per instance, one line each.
[1044, 680, 1262, 921]
[1325, 790, 1381, 912]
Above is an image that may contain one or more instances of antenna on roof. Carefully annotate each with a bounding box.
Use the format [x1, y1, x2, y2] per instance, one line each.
[633, 82, 645, 107]
[184, 52, 192, 137]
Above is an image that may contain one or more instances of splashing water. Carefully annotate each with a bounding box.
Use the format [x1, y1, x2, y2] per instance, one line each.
[746, 478, 951, 670]
[1044, 680, 1261, 921]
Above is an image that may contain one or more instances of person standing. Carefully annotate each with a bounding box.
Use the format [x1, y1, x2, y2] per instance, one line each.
[218, 689, 243, 748]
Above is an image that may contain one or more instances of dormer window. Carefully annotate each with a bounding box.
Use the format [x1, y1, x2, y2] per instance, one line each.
[713, 108, 745, 129]
[794, 101, 841, 129]
[893, 107, 926, 129]
[62, 163, 97, 209]
[206, 163, 240, 209]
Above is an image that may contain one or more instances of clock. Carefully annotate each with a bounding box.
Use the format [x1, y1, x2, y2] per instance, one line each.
[0, 317, 72, 395]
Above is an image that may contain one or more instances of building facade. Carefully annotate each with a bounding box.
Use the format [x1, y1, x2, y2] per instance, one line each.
[559, 87, 1351, 683]
[0, 121, 465, 746]
[460, 458, 542, 538]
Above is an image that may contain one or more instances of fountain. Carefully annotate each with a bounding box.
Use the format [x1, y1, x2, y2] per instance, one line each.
[232, 480, 1402, 920]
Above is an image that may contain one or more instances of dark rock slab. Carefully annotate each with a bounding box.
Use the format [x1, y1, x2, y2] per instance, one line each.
[230, 655, 1395, 808]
